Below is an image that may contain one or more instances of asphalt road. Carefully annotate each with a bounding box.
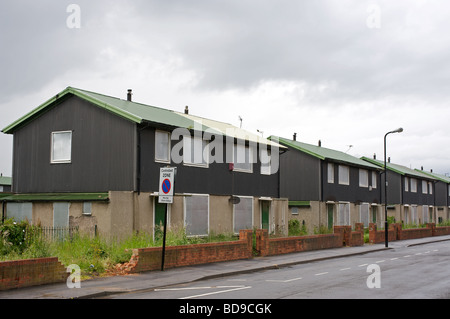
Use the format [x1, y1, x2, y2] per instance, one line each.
[106, 240, 450, 299]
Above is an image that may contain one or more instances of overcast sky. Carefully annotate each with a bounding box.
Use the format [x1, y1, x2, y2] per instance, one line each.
[1, 0, 450, 177]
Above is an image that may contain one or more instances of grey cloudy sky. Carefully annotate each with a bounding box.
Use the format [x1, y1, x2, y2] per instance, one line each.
[1, 0, 449, 176]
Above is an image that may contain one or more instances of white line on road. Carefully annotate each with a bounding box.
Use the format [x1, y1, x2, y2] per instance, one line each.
[340, 268, 351, 271]
[179, 286, 252, 300]
[376, 260, 385, 263]
[358, 264, 368, 267]
[266, 277, 303, 283]
[315, 272, 329, 276]
[390, 258, 399, 260]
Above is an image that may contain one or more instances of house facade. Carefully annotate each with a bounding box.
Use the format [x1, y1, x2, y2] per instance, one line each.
[1, 87, 288, 238]
[362, 157, 438, 225]
[271, 136, 383, 233]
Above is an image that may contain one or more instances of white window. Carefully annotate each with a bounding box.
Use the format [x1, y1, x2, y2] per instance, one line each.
[360, 203, 370, 227]
[371, 171, 377, 189]
[0, 186, 3, 192]
[184, 135, 208, 167]
[410, 178, 417, 193]
[184, 194, 209, 236]
[338, 202, 350, 226]
[327, 163, 334, 183]
[233, 144, 253, 173]
[233, 196, 253, 233]
[339, 165, 350, 185]
[428, 182, 433, 195]
[359, 169, 369, 188]
[422, 180, 428, 194]
[155, 130, 170, 163]
[83, 202, 92, 216]
[405, 177, 409, 192]
[51, 131, 72, 163]
[260, 149, 271, 175]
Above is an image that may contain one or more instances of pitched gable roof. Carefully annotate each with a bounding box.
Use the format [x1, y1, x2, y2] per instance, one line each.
[361, 157, 438, 181]
[271, 136, 380, 170]
[2, 87, 283, 149]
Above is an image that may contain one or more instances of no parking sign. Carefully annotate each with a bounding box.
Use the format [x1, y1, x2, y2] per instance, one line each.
[159, 167, 176, 203]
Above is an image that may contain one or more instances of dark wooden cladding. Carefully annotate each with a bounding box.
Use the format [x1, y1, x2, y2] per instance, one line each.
[12, 95, 136, 193]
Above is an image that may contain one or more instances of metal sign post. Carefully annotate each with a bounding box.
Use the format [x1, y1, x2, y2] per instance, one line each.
[159, 168, 176, 271]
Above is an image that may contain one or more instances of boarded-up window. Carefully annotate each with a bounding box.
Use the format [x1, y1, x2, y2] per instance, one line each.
[234, 197, 253, 233]
[6, 203, 32, 223]
[184, 195, 209, 236]
[360, 203, 370, 227]
[338, 202, 350, 226]
[53, 203, 70, 227]
[155, 130, 170, 163]
[339, 165, 350, 185]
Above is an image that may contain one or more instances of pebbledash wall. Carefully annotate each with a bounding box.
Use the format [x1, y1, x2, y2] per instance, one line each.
[17, 192, 290, 240]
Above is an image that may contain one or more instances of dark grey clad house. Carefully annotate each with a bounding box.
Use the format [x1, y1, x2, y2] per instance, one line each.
[269, 136, 383, 231]
[1, 87, 288, 238]
[362, 157, 440, 225]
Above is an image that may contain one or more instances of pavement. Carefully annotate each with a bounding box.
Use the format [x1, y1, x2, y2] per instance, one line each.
[1, 235, 449, 299]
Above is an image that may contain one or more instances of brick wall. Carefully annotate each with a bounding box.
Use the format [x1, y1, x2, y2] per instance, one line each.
[123, 230, 253, 273]
[255, 224, 364, 257]
[0, 257, 68, 291]
[369, 223, 450, 244]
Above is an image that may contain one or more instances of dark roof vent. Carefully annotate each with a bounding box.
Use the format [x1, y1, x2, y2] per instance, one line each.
[318, 140, 322, 147]
[293, 133, 297, 141]
[185, 106, 189, 114]
[127, 89, 133, 102]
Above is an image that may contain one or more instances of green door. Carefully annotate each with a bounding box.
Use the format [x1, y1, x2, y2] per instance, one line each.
[261, 201, 270, 231]
[155, 201, 167, 240]
[327, 204, 334, 230]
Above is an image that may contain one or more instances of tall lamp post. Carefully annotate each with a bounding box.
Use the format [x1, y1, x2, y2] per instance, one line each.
[384, 128, 403, 248]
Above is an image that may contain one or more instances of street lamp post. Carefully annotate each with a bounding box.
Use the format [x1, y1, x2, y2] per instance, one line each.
[384, 128, 403, 248]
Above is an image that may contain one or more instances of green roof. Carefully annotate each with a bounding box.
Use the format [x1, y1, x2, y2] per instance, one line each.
[0, 193, 109, 202]
[2, 87, 283, 149]
[361, 157, 438, 180]
[271, 136, 380, 170]
[415, 170, 450, 184]
[0, 176, 12, 186]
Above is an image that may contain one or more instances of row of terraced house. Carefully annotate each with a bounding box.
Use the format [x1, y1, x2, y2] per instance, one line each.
[1, 87, 449, 239]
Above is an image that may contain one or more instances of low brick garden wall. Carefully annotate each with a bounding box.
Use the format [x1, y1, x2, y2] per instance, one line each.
[369, 223, 450, 244]
[0, 257, 68, 291]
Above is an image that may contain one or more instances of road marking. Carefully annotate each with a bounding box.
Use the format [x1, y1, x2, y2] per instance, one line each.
[376, 260, 385, 263]
[340, 268, 351, 271]
[358, 264, 369, 267]
[266, 277, 303, 283]
[390, 258, 399, 261]
[315, 272, 329, 276]
[403, 255, 412, 258]
[179, 286, 252, 300]
[415, 253, 422, 256]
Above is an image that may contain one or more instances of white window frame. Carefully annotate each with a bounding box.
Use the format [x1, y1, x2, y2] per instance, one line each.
[233, 196, 254, 234]
[183, 194, 210, 237]
[260, 148, 271, 175]
[183, 135, 209, 168]
[51, 131, 72, 164]
[359, 169, 369, 188]
[338, 165, 350, 185]
[405, 177, 409, 192]
[422, 180, 428, 194]
[410, 178, 417, 193]
[155, 130, 171, 163]
[428, 182, 433, 195]
[327, 163, 334, 184]
[371, 171, 377, 189]
[233, 143, 253, 173]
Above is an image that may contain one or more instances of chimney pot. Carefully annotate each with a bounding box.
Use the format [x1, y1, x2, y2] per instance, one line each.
[318, 140, 322, 147]
[373, 153, 377, 160]
[293, 133, 297, 141]
[185, 106, 189, 114]
[127, 89, 133, 102]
